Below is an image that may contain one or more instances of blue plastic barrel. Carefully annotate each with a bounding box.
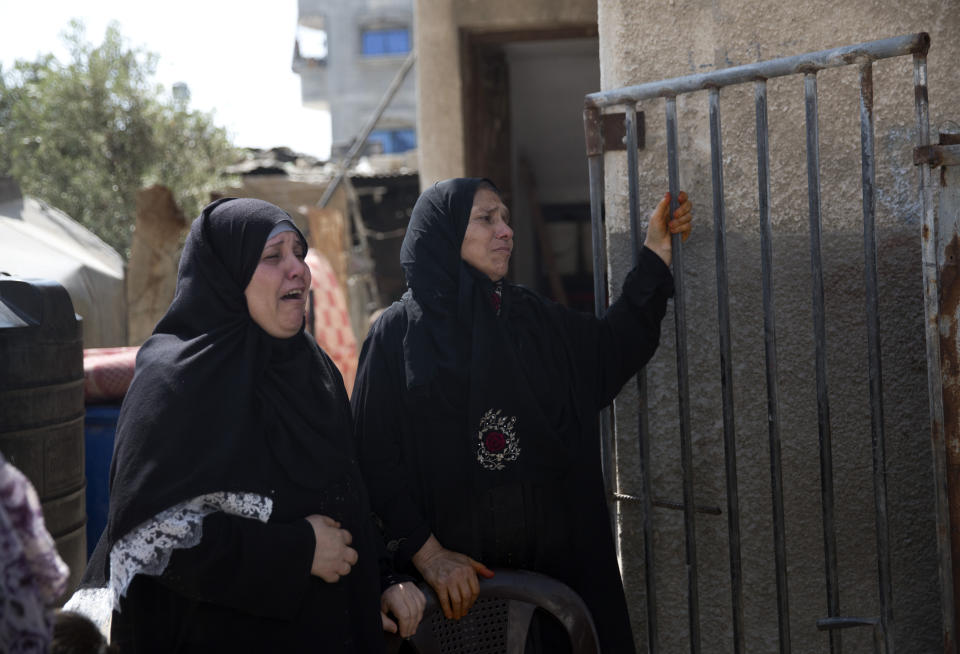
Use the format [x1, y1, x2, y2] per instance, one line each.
[83, 404, 120, 557]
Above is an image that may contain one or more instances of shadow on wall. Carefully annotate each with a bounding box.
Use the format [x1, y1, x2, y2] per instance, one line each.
[613, 226, 936, 652]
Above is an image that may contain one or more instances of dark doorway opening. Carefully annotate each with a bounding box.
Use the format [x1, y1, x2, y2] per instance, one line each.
[461, 27, 600, 305]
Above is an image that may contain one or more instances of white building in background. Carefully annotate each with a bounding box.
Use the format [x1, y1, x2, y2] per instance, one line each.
[292, 0, 417, 159]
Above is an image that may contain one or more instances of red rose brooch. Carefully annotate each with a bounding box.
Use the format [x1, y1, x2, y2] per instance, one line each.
[476, 409, 520, 471]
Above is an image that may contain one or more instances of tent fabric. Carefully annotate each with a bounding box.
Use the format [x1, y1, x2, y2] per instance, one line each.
[0, 197, 126, 348]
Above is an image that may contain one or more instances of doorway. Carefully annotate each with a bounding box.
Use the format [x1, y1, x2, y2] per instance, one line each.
[462, 27, 599, 307]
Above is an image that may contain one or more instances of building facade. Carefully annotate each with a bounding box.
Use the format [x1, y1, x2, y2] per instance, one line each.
[293, 0, 416, 158]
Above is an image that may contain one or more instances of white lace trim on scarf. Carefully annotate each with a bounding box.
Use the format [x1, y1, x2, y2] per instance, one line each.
[64, 491, 273, 638]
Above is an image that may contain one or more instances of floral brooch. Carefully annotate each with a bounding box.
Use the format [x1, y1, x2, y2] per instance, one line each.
[476, 409, 520, 471]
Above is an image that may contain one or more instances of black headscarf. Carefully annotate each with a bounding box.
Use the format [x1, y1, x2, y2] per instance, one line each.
[103, 197, 357, 555]
[398, 177, 480, 388]
[398, 178, 577, 488]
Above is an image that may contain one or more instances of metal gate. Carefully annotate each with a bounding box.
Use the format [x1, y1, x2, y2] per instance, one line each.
[582, 33, 953, 653]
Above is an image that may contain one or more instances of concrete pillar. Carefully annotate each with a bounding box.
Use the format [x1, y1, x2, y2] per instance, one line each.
[415, 0, 465, 188]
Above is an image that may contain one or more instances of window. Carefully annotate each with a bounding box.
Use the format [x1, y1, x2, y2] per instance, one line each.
[361, 28, 410, 56]
[367, 129, 416, 154]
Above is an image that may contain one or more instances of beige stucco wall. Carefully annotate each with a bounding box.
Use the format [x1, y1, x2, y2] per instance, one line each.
[597, 1, 959, 652]
[414, 0, 597, 188]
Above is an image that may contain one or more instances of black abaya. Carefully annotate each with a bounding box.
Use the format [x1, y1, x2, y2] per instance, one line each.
[351, 178, 674, 653]
[78, 198, 386, 652]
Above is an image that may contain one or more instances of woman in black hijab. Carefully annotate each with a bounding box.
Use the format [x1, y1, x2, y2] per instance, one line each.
[352, 178, 692, 653]
[69, 198, 424, 652]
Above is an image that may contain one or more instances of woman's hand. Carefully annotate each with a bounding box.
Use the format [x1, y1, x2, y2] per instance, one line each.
[412, 534, 494, 620]
[380, 581, 427, 638]
[304, 515, 358, 583]
[644, 191, 693, 267]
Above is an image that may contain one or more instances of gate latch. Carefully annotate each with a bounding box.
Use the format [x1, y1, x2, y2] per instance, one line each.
[915, 131, 960, 167]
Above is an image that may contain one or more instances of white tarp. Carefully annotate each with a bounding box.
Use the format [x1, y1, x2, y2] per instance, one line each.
[0, 196, 126, 348]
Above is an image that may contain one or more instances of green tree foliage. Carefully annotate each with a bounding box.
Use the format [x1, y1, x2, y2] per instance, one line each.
[0, 21, 238, 256]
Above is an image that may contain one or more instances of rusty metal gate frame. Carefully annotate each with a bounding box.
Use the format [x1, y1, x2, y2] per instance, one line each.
[582, 32, 948, 654]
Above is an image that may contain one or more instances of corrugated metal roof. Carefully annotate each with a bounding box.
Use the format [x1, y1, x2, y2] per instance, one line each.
[227, 147, 418, 181]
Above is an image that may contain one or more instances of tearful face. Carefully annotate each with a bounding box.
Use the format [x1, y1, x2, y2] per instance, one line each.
[244, 231, 311, 338]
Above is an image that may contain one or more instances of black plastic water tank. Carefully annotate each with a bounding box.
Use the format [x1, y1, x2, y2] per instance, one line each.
[0, 276, 86, 602]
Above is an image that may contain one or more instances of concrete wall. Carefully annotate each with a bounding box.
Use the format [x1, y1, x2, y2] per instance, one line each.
[597, 1, 959, 651]
[296, 0, 417, 154]
[414, 0, 597, 189]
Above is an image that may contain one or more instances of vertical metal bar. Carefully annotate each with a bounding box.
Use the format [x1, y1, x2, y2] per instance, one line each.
[804, 71, 842, 654]
[589, 184, 608, 321]
[755, 78, 792, 654]
[626, 106, 642, 267]
[858, 61, 895, 654]
[913, 51, 957, 654]
[666, 95, 700, 653]
[709, 87, 745, 654]
[626, 104, 660, 654]
[584, 106, 614, 500]
[585, 108, 626, 621]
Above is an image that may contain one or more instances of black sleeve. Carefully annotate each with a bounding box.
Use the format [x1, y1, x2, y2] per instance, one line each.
[153, 512, 316, 619]
[351, 313, 432, 567]
[560, 245, 674, 410]
[372, 493, 417, 592]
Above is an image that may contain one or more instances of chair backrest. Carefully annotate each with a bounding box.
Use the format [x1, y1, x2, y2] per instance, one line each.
[385, 569, 600, 654]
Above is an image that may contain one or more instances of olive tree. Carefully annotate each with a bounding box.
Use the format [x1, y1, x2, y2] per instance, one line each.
[0, 21, 238, 256]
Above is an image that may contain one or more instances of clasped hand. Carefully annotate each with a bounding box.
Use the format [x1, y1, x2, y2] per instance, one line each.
[304, 514, 357, 583]
[305, 515, 426, 637]
[380, 581, 427, 638]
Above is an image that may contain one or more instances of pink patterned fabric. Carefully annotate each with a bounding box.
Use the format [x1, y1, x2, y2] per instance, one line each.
[305, 250, 358, 396]
[0, 454, 70, 653]
[83, 347, 139, 402]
